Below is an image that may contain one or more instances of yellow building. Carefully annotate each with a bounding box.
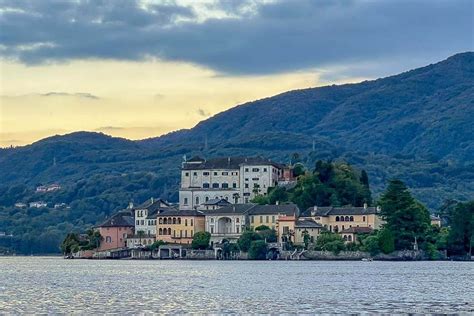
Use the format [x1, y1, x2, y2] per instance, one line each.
[156, 210, 205, 245]
[430, 215, 442, 227]
[302, 204, 384, 234]
[276, 215, 322, 246]
[249, 203, 299, 231]
[340, 227, 373, 243]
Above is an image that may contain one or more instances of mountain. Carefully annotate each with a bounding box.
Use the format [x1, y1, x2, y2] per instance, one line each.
[0, 53, 473, 253]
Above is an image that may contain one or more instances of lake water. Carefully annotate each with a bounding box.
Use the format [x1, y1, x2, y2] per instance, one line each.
[0, 257, 472, 314]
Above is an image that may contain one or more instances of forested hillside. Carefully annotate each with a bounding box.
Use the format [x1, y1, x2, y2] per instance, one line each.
[0, 52, 473, 253]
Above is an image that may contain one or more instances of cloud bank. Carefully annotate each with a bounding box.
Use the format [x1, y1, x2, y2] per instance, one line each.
[0, 0, 472, 75]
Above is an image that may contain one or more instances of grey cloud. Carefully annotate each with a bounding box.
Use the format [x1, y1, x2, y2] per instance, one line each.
[1, 92, 100, 99]
[197, 108, 211, 117]
[0, 0, 472, 76]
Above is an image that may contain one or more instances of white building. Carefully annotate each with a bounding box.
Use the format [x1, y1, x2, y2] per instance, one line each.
[203, 204, 254, 244]
[133, 198, 173, 236]
[179, 156, 284, 210]
[29, 201, 48, 208]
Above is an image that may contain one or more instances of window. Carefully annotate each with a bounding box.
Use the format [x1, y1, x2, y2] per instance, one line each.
[136, 220, 139, 225]
[210, 218, 214, 223]
[350, 216, 354, 221]
[168, 228, 171, 235]
[363, 216, 366, 221]
[348, 235, 352, 242]
[266, 216, 269, 223]
[195, 196, 199, 205]
[106, 236, 112, 243]
[185, 219, 188, 226]
[236, 218, 240, 223]
[212, 183, 219, 188]
[140, 220, 144, 225]
[163, 218, 167, 224]
[191, 219, 194, 226]
[178, 218, 182, 225]
[205, 196, 209, 202]
[211, 226, 214, 234]
[222, 172, 228, 175]
[251, 216, 254, 223]
[345, 216, 350, 221]
[214, 172, 218, 176]
[203, 172, 210, 176]
[252, 178, 259, 181]
[185, 230, 187, 238]
[233, 183, 237, 188]
[159, 228, 162, 235]
[191, 230, 193, 236]
[245, 183, 249, 188]
[340, 216, 344, 222]
[263, 168, 267, 172]
[159, 218, 162, 224]
[184, 198, 188, 205]
[252, 168, 259, 172]
[185, 172, 189, 176]
[260, 216, 263, 223]
[173, 218, 176, 224]
[272, 216, 275, 223]
[232, 172, 238, 176]
[222, 183, 229, 188]
[236, 226, 240, 233]
[193, 172, 197, 176]
[203, 183, 210, 188]
[245, 178, 249, 181]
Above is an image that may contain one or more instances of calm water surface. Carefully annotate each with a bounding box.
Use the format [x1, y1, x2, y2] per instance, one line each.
[0, 257, 473, 314]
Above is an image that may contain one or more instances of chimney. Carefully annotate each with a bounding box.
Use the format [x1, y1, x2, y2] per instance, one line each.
[228, 157, 231, 163]
[376, 206, 381, 212]
[276, 201, 279, 205]
[151, 197, 154, 204]
[128, 202, 134, 209]
[363, 203, 368, 209]
[313, 206, 317, 211]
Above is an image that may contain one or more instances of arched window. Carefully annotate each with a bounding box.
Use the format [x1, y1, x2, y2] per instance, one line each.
[342, 225, 345, 230]
[159, 228, 162, 235]
[191, 219, 194, 226]
[340, 216, 344, 222]
[210, 218, 214, 223]
[168, 217, 172, 224]
[350, 216, 354, 221]
[348, 235, 352, 242]
[205, 196, 209, 202]
[345, 216, 350, 221]
[159, 218, 163, 224]
[168, 228, 171, 235]
[106, 236, 112, 243]
[335, 216, 340, 222]
[343, 235, 347, 241]
[178, 218, 182, 225]
[185, 219, 188, 226]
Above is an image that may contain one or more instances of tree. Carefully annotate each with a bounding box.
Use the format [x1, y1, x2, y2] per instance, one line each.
[379, 179, 430, 250]
[363, 235, 381, 256]
[302, 230, 310, 249]
[447, 201, 474, 256]
[237, 231, 261, 252]
[147, 240, 166, 251]
[256, 228, 277, 243]
[377, 228, 395, 254]
[314, 232, 345, 254]
[191, 231, 211, 250]
[255, 225, 270, 231]
[60, 233, 80, 255]
[137, 230, 145, 246]
[248, 240, 268, 260]
[293, 163, 305, 177]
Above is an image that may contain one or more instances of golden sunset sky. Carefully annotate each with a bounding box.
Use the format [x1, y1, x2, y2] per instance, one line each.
[1, 0, 471, 147]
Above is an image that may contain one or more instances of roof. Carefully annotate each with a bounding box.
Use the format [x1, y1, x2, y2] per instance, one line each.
[201, 203, 256, 215]
[295, 219, 323, 229]
[302, 206, 381, 217]
[145, 206, 178, 219]
[135, 198, 170, 210]
[98, 211, 134, 228]
[182, 156, 284, 170]
[248, 203, 299, 216]
[203, 198, 232, 206]
[340, 227, 373, 234]
[157, 209, 205, 217]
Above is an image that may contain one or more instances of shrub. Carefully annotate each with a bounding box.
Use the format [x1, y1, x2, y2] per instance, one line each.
[191, 231, 211, 250]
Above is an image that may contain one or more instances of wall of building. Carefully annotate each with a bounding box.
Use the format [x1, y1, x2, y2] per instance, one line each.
[179, 189, 239, 210]
[309, 214, 383, 233]
[249, 214, 278, 230]
[156, 216, 205, 245]
[98, 226, 133, 251]
[205, 214, 247, 243]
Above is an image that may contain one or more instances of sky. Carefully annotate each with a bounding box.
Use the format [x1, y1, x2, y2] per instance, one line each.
[0, 0, 472, 147]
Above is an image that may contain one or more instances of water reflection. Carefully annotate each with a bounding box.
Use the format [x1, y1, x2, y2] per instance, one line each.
[0, 257, 472, 314]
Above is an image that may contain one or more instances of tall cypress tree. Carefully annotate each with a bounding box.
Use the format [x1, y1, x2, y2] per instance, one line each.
[379, 179, 430, 250]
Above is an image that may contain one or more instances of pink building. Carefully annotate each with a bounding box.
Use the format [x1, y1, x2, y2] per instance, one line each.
[97, 211, 134, 251]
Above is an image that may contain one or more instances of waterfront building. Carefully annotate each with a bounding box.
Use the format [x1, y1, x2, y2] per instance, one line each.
[340, 227, 373, 243]
[248, 203, 299, 231]
[179, 156, 287, 209]
[134, 198, 171, 236]
[202, 204, 254, 244]
[126, 235, 156, 248]
[156, 209, 205, 245]
[276, 216, 322, 245]
[301, 204, 384, 233]
[96, 210, 134, 251]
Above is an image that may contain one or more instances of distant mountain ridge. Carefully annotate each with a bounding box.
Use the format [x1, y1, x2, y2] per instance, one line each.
[1, 52, 473, 211]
